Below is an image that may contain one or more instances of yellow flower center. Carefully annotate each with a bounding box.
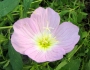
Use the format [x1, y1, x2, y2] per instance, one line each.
[38, 34, 52, 48]
[35, 33, 58, 51]
[34, 23, 58, 51]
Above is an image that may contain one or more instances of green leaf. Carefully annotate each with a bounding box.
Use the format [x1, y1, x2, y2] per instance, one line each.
[30, 0, 42, 8]
[85, 60, 90, 70]
[3, 60, 10, 69]
[7, 13, 14, 23]
[72, 11, 77, 24]
[47, 65, 53, 70]
[55, 60, 67, 70]
[81, 31, 88, 39]
[77, 11, 87, 23]
[0, 34, 7, 43]
[60, 59, 81, 70]
[23, 66, 31, 70]
[69, 11, 77, 24]
[60, 10, 69, 17]
[23, 0, 33, 17]
[8, 41, 23, 70]
[0, 0, 20, 18]
[30, 66, 35, 70]
[4, 64, 13, 70]
[67, 45, 78, 60]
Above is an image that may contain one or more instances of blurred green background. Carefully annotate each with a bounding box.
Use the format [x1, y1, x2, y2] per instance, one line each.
[0, 0, 90, 70]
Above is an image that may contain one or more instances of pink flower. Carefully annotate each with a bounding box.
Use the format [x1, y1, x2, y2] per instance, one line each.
[11, 7, 80, 63]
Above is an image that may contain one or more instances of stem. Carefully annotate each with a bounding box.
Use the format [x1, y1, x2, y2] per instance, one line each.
[0, 26, 13, 29]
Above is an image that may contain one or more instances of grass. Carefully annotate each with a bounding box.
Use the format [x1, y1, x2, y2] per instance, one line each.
[0, 0, 90, 70]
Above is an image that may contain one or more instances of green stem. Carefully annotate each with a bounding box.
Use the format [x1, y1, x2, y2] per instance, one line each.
[0, 26, 13, 29]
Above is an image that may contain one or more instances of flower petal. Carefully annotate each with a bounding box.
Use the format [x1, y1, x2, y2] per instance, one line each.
[31, 7, 46, 32]
[11, 18, 41, 54]
[13, 18, 40, 36]
[25, 45, 65, 62]
[45, 46, 65, 62]
[25, 46, 47, 63]
[11, 7, 80, 63]
[31, 7, 60, 32]
[53, 22, 80, 53]
[46, 8, 60, 30]
[11, 32, 35, 54]
[32, 7, 45, 16]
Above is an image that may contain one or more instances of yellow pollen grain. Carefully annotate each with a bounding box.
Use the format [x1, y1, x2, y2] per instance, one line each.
[35, 33, 58, 51]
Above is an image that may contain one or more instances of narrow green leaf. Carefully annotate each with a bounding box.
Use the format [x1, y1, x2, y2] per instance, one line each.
[67, 45, 78, 60]
[0, 34, 6, 43]
[60, 59, 81, 70]
[60, 10, 69, 17]
[72, 11, 77, 24]
[77, 11, 87, 23]
[88, 60, 90, 70]
[30, 0, 42, 8]
[0, 0, 20, 18]
[23, 0, 33, 17]
[7, 13, 14, 23]
[8, 41, 23, 70]
[55, 60, 67, 70]
[23, 66, 31, 70]
[86, 60, 90, 70]
[4, 64, 13, 70]
[81, 31, 88, 39]
[3, 60, 10, 69]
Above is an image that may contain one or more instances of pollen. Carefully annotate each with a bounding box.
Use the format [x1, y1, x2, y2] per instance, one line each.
[35, 33, 58, 51]
[38, 35, 51, 48]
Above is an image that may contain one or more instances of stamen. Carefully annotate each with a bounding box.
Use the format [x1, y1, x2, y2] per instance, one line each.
[35, 32, 58, 51]
[43, 21, 54, 32]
